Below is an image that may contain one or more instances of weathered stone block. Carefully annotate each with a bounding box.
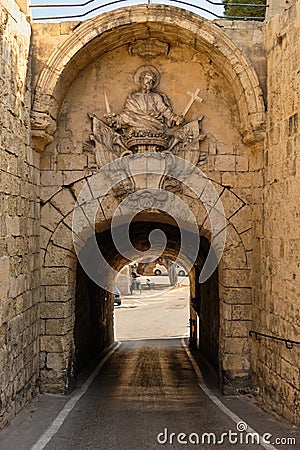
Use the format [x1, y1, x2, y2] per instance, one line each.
[50, 223, 74, 251]
[45, 317, 73, 335]
[41, 203, 63, 232]
[40, 302, 72, 320]
[9, 274, 26, 299]
[221, 354, 244, 371]
[0, 256, 10, 282]
[220, 188, 245, 219]
[57, 154, 87, 170]
[281, 357, 300, 390]
[41, 267, 74, 286]
[232, 304, 252, 320]
[46, 352, 67, 370]
[40, 186, 59, 203]
[63, 171, 84, 186]
[40, 335, 70, 353]
[221, 269, 251, 288]
[235, 156, 249, 171]
[45, 285, 75, 302]
[41, 171, 63, 187]
[214, 155, 236, 172]
[44, 243, 75, 268]
[40, 227, 52, 251]
[40, 155, 52, 170]
[222, 244, 247, 269]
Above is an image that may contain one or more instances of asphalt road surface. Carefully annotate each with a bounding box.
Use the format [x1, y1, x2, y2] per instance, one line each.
[18, 338, 296, 450]
[0, 285, 298, 450]
[36, 339, 264, 450]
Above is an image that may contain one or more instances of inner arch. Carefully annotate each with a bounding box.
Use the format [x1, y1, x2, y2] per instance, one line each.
[74, 219, 219, 375]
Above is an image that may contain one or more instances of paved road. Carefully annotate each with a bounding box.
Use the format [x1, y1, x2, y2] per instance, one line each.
[115, 283, 189, 340]
[0, 339, 298, 450]
[0, 285, 298, 450]
[38, 339, 264, 450]
[20, 338, 298, 450]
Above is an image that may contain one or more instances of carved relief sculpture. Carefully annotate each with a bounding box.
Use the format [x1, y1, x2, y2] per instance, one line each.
[104, 65, 184, 153]
[87, 65, 206, 198]
[128, 39, 170, 59]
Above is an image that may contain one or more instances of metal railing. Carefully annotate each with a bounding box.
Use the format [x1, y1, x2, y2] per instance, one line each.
[249, 330, 300, 350]
[29, 1, 267, 22]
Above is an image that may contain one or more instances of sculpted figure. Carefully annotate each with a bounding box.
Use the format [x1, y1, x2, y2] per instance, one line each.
[105, 66, 184, 139]
[87, 65, 206, 177]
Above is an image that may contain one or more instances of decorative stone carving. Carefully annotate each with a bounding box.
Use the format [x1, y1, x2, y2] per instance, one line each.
[125, 189, 170, 211]
[88, 65, 205, 160]
[31, 111, 56, 151]
[86, 65, 206, 197]
[103, 65, 185, 152]
[101, 156, 135, 199]
[128, 39, 169, 59]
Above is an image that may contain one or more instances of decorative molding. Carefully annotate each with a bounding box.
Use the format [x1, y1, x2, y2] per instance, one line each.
[129, 39, 169, 59]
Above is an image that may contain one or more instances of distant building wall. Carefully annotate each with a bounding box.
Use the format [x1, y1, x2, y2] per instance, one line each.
[116, 266, 131, 296]
[266, 0, 296, 18]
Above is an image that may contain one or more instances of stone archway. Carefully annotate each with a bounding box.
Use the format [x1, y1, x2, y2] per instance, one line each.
[74, 260, 113, 375]
[73, 218, 220, 377]
[35, 5, 265, 396]
[40, 174, 251, 394]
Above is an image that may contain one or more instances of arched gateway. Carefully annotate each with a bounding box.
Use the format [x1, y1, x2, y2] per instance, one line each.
[34, 5, 265, 395]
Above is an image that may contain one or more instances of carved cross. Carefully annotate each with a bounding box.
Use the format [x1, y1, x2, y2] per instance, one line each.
[181, 88, 203, 117]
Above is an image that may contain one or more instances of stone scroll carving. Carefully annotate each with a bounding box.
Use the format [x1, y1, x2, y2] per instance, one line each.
[128, 39, 169, 59]
[86, 65, 206, 198]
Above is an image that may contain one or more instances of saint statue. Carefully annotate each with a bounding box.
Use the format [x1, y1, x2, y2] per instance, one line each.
[87, 65, 206, 190]
[104, 66, 184, 144]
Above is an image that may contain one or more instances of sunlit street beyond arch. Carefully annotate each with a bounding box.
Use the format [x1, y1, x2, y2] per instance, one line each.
[115, 275, 190, 341]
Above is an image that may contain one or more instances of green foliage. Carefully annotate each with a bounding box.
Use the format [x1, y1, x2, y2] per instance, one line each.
[223, 0, 266, 19]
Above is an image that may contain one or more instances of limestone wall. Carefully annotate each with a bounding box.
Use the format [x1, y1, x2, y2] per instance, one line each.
[252, 0, 300, 425]
[215, 20, 266, 99]
[267, 0, 296, 18]
[0, 0, 40, 427]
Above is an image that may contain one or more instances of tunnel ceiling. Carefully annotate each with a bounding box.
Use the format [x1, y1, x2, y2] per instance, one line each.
[79, 220, 211, 275]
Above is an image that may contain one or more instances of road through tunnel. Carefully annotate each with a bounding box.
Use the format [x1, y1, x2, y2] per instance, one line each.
[74, 216, 220, 381]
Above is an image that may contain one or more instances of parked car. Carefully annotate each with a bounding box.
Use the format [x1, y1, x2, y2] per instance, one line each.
[174, 263, 187, 277]
[153, 263, 168, 276]
[114, 286, 121, 306]
[152, 263, 187, 276]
